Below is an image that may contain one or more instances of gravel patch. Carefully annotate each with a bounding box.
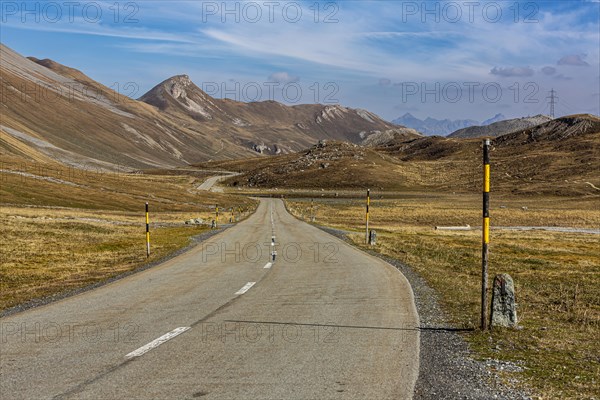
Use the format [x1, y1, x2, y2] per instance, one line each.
[317, 225, 531, 400]
[1, 225, 233, 318]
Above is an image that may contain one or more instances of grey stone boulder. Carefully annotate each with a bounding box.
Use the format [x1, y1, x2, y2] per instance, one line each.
[490, 273, 518, 328]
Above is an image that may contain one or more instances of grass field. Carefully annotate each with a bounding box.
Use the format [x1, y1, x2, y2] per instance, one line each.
[286, 194, 600, 399]
[2, 155, 598, 398]
[0, 156, 251, 211]
[0, 207, 209, 311]
[0, 160, 256, 313]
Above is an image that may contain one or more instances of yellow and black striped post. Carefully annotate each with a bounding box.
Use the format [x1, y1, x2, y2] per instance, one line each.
[365, 188, 370, 244]
[215, 204, 219, 228]
[481, 139, 491, 330]
[145, 202, 150, 258]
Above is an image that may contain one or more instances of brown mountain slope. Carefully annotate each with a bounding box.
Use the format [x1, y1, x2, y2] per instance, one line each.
[1, 44, 255, 170]
[195, 141, 413, 190]
[204, 115, 600, 196]
[495, 114, 600, 144]
[26, 56, 97, 84]
[490, 114, 600, 195]
[1, 44, 400, 171]
[139, 75, 402, 154]
[376, 114, 600, 195]
[360, 128, 422, 147]
[447, 115, 553, 138]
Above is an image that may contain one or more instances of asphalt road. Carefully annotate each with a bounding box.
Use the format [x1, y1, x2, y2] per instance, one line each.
[197, 173, 239, 192]
[0, 199, 420, 399]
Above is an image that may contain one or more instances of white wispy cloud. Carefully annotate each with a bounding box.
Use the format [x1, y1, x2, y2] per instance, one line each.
[5, 0, 597, 119]
[268, 72, 299, 84]
[3, 20, 195, 43]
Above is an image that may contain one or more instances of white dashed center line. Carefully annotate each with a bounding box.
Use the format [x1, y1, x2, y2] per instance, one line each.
[235, 282, 256, 295]
[263, 262, 273, 269]
[125, 327, 190, 359]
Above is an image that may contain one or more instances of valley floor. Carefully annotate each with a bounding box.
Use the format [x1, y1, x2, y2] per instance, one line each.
[0, 166, 257, 314]
[2, 164, 598, 398]
[0, 207, 214, 313]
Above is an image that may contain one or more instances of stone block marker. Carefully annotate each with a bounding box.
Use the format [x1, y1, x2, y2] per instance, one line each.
[369, 230, 377, 245]
[490, 274, 518, 328]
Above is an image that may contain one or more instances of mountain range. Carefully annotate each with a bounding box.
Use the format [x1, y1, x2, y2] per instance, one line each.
[446, 115, 553, 138]
[0, 44, 403, 170]
[208, 114, 600, 196]
[2, 42, 598, 197]
[392, 113, 506, 136]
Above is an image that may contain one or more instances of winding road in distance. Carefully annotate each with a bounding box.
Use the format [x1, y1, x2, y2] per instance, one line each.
[1, 199, 420, 399]
[197, 172, 240, 192]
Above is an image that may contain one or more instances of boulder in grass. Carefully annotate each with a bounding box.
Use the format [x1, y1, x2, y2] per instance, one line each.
[491, 273, 518, 328]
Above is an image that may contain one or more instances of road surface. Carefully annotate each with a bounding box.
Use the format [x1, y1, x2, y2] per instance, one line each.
[197, 172, 239, 192]
[0, 199, 420, 399]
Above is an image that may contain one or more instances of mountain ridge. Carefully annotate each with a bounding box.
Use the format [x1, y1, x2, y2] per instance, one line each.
[392, 113, 479, 136]
[205, 114, 600, 195]
[1, 44, 402, 169]
[448, 115, 553, 139]
[392, 112, 510, 136]
[138, 74, 402, 151]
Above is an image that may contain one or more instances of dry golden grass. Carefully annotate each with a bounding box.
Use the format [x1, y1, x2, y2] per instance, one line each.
[287, 193, 600, 229]
[0, 160, 256, 312]
[286, 195, 600, 399]
[0, 206, 241, 312]
[0, 156, 254, 212]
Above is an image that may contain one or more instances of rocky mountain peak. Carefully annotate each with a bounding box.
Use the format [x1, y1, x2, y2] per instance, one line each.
[163, 75, 195, 98]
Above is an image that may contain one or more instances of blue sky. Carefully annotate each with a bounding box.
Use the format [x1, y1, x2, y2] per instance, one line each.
[1, 0, 599, 121]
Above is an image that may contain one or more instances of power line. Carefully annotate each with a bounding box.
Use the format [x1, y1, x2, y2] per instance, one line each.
[558, 97, 580, 116]
[530, 96, 548, 116]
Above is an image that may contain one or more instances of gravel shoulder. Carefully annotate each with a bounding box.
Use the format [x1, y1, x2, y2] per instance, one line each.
[317, 225, 532, 400]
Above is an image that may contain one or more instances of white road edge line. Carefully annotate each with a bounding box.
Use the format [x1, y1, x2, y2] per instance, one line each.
[235, 281, 256, 295]
[263, 262, 273, 269]
[125, 327, 190, 359]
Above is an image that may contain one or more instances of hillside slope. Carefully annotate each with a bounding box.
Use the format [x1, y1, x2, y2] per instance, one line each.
[1, 44, 256, 170]
[1, 44, 400, 170]
[378, 114, 600, 195]
[196, 141, 412, 190]
[139, 75, 401, 154]
[448, 115, 553, 138]
[205, 115, 600, 196]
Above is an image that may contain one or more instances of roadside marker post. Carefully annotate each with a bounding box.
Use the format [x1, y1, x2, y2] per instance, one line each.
[481, 139, 491, 331]
[216, 204, 219, 228]
[365, 189, 370, 244]
[145, 202, 150, 258]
